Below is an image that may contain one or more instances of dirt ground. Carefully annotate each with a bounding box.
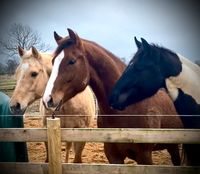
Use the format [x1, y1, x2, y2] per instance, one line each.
[24, 114, 174, 165]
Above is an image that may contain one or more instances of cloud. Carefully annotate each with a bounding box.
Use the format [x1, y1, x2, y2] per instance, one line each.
[0, 0, 200, 62]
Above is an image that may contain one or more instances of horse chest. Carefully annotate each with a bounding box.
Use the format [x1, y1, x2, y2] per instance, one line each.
[173, 88, 200, 128]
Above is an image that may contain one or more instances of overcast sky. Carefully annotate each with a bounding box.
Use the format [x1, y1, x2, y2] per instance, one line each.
[0, 0, 200, 63]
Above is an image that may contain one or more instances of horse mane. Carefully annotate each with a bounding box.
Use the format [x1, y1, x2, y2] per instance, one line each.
[150, 44, 178, 59]
[54, 37, 126, 71]
[150, 44, 200, 73]
[82, 39, 126, 69]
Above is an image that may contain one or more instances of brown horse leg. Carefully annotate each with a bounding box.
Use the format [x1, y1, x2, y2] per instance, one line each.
[45, 142, 48, 162]
[183, 144, 200, 166]
[166, 144, 181, 165]
[65, 142, 72, 163]
[136, 145, 153, 165]
[104, 143, 125, 164]
[137, 151, 153, 164]
[73, 142, 86, 163]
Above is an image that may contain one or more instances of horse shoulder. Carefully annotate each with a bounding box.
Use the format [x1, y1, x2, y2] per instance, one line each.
[68, 86, 96, 116]
[167, 55, 200, 104]
[59, 86, 96, 127]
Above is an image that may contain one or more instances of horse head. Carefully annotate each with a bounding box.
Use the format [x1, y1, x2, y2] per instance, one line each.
[109, 37, 166, 110]
[10, 46, 49, 114]
[43, 29, 90, 109]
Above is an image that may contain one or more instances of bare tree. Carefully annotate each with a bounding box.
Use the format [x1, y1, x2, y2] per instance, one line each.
[0, 23, 50, 58]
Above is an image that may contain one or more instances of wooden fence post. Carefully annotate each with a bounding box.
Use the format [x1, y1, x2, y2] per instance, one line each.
[47, 118, 62, 174]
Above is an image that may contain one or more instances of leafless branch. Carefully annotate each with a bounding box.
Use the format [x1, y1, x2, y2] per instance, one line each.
[0, 23, 50, 59]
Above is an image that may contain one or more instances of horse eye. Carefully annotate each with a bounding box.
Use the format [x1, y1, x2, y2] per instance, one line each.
[31, 71, 38, 77]
[68, 59, 76, 65]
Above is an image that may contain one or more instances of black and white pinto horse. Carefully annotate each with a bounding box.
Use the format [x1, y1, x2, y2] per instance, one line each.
[109, 37, 200, 166]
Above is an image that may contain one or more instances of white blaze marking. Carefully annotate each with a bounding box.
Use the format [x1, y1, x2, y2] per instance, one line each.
[43, 51, 64, 107]
[16, 63, 29, 88]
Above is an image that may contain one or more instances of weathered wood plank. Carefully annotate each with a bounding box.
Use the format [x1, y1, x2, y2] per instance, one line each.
[0, 81, 16, 85]
[0, 128, 200, 144]
[61, 128, 200, 144]
[0, 128, 47, 142]
[0, 163, 199, 174]
[0, 84, 15, 90]
[47, 118, 62, 174]
[62, 163, 200, 174]
[0, 163, 48, 174]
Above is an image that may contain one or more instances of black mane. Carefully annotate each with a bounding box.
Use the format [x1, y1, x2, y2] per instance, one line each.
[152, 44, 178, 59]
[130, 43, 182, 78]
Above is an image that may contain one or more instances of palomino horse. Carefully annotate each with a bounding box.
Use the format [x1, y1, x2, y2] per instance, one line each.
[43, 29, 183, 165]
[10, 46, 96, 163]
[109, 37, 200, 165]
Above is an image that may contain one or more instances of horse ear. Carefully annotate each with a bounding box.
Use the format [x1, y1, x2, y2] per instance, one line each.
[54, 31, 63, 43]
[31, 46, 39, 59]
[134, 37, 142, 49]
[67, 28, 81, 47]
[141, 38, 150, 50]
[18, 46, 25, 57]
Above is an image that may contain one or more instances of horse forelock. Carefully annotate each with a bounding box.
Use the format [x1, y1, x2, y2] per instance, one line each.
[20, 49, 32, 59]
[53, 37, 74, 57]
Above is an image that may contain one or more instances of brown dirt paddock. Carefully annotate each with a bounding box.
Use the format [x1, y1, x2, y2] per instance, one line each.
[24, 113, 175, 165]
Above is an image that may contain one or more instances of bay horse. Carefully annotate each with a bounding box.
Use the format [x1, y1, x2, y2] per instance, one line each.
[109, 37, 200, 165]
[43, 29, 183, 165]
[10, 46, 96, 163]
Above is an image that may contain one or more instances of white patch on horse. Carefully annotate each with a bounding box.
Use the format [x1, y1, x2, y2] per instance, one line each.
[21, 63, 29, 70]
[16, 63, 29, 88]
[43, 51, 64, 106]
[165, 79, 179, 101]
[166, 54, 200, 104]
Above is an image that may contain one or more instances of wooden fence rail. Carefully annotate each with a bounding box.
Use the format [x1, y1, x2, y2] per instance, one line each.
[1, 163, 200, 174]
[0, 128, 200, 144]
[0, 118, 200, 174]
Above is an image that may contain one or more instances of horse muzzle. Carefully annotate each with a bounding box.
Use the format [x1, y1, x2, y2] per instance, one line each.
[10, 102, 26, 115]
[43, 95, 62, 110]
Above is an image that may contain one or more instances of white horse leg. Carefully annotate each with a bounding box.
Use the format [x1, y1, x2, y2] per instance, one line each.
[65, 142, 72, 163]
[73, 142, 86, 163]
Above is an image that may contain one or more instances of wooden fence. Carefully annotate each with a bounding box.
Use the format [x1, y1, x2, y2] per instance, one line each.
[0, 118, 200, 174]
[0, 77, 16, 97]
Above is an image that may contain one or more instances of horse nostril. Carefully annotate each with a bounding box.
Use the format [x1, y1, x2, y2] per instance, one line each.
[47, 96, 54, 108]
[10, 102, 21, 114]
[16, 102, 21, 110]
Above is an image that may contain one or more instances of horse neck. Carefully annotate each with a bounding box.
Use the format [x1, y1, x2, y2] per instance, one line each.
[35, 53, 53, 99]
[40, 53, 53, 74]
[166, 54, 200, 104]
[83, 40, 126, 114]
